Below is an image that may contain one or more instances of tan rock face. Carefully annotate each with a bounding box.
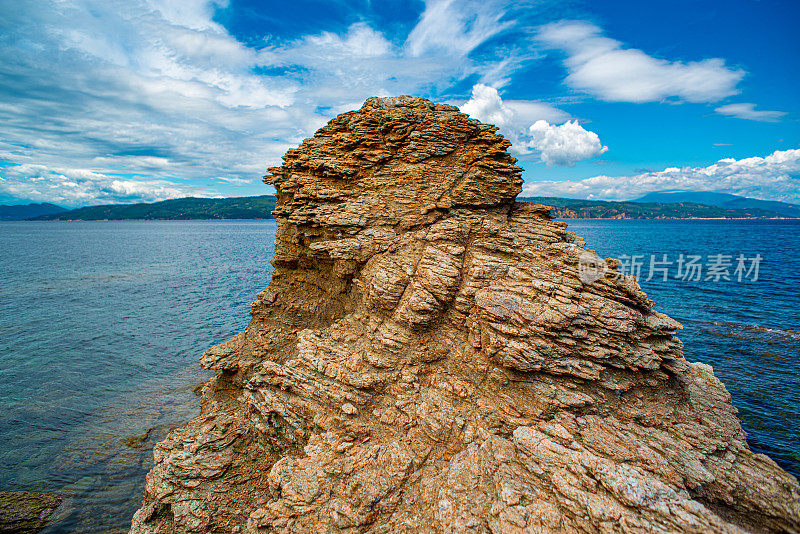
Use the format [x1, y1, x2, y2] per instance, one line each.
[130, 97, 800, 534]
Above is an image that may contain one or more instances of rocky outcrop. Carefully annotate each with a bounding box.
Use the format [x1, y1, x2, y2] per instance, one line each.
[130, 97, 800, 533]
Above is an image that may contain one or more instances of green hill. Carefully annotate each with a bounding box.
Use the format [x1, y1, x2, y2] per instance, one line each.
[31, 196, 277, 220]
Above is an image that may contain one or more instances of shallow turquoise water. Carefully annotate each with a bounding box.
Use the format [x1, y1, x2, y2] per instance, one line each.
[0, 218, 797, 532]
[0, 220, 276, 532]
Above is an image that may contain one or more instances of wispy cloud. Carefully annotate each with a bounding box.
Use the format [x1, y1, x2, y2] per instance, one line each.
[0, 0, 539, 205]
[536, 20, 745, 103]
[523, 149, 800, 203]
[0, 164, 220, 206]
[715, 103, 786, 122]
[0, 1, 789, 205]
[0, 0, 308, 205]
[405, 0, 513, 58]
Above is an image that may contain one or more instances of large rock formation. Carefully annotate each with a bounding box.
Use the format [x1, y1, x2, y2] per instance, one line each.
[130, 97, 800, 533]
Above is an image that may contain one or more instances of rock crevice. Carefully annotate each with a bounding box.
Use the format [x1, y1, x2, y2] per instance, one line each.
[131, 96, 800, 534]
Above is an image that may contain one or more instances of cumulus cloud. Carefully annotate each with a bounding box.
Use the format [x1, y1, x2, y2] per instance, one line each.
[537, 21, 745, 103]
[461, 84, 569, 130]
[522, 149, 800, 203]
[0, 0, 546, 205]
[460, 84, 516, 127]
[460, 84, 606, 165]
[528, 120, 608, 166]
[715, 103, 786, 122]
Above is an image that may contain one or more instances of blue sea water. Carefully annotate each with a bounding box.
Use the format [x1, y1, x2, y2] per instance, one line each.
[0, 218, 797, 532]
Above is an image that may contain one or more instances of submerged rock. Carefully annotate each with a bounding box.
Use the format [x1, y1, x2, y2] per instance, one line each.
[123, 428, 154, 449]
[0, 491, 61, 533]
[130, 97, 800, 533]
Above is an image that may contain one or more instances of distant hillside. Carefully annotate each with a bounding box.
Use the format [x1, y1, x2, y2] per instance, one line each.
[1, 202, 67, 221]
[520, 196, 789, 219]
[32, 196, 276, 220]
[26, 194, 798, 221]
[635, 191, 800, 218]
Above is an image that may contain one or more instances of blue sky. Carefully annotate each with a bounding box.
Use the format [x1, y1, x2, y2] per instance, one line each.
[0, 0, 798, 206]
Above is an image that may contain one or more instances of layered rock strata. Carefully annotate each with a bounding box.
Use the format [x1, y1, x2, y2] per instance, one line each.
[131, 97, 800, 534]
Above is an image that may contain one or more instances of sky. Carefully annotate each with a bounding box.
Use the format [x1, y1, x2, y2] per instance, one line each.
[0, 0, 798, 207]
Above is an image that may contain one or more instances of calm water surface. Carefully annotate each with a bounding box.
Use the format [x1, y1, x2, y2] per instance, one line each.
[0, 218, 797, 532]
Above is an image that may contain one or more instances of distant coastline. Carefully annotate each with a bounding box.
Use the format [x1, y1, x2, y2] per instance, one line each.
[26, 196, 277, 221]
[521, 196, 800, 219]
[4, 194, 799, 221]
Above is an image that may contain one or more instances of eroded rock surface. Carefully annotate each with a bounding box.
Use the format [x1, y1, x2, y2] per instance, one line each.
[130, 97, 800, 533]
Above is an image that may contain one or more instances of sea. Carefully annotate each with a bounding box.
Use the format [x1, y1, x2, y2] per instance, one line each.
[0, 218, 797, 533]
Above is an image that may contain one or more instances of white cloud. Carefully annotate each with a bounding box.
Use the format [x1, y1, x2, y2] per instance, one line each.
[217, 176, 253, 185]
[537, 21, 745, 103]
[146, 0, 229, 32]
[304, 23, 392, 58]
[528, 120, 608, 166]
[460, 84, 605, 166]
[0, 0, 545, 204]
[460, 83, 515, 127]
[460, 84, 569, 127]
[715, 103, 786, 122]
[9, 3, 787, 206]
[0, 164, 219, 206]
[522, 149, 800, 203]
[405, 0, 513, 58]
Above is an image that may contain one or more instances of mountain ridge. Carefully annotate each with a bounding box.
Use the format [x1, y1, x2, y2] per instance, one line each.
[0, 202, 67, 221]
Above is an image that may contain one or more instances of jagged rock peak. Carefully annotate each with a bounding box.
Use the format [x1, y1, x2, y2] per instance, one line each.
[131, 97, 800, 534]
